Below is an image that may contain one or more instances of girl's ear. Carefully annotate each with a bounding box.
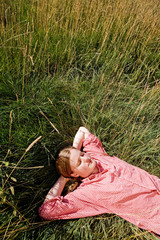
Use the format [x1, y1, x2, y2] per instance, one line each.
[71, 172, 79, 178]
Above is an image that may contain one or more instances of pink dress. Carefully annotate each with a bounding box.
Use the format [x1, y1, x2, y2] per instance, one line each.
[39, 133, 160, 235]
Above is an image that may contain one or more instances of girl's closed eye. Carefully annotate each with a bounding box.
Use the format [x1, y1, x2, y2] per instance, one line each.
[78, 158, 82, 166]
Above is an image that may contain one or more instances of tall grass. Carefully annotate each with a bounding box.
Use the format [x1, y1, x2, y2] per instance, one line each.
[0, 0, 159, 86]
[0, 0, 160, 239]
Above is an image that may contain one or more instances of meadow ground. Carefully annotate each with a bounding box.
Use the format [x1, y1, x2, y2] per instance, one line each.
[0, 0, 160, 239]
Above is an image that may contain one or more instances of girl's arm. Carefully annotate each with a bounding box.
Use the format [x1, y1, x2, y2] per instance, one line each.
[44, 176, 69, 202]
[73, 127, 90, 150]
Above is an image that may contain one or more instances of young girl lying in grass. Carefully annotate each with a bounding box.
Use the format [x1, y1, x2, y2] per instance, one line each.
[39, 127, 160, 238]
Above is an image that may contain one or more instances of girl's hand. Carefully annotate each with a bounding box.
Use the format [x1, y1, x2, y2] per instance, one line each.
[61, 176, 71, 184]
[73, 127, 90, 150]
[44, 176, 71, 202]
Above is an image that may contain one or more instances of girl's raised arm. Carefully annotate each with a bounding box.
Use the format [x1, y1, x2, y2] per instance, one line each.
[73, 127, 90, 150]
[44, 176, 69, 203]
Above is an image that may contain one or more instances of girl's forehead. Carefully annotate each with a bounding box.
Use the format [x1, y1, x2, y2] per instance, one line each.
[70, 149, 80, 165]
[70, 148, 80, 155]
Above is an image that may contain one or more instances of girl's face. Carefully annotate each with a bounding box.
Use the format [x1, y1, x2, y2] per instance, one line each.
[69, 149, 98, 178]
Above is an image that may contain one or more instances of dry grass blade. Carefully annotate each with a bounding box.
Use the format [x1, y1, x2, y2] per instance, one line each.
[47, 97, 64, 130]
[0, 149, 11, 168]
[25, 136, 42, 153]
[9, 110, 13, 142]
[2, 216, 12, 240]
[3, 165, 44, 170]
[39, 108, 61, 135]
[3, 136, 42, 187]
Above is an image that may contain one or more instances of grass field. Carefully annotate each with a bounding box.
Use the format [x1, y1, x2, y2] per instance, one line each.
[0, 0, 160, 239]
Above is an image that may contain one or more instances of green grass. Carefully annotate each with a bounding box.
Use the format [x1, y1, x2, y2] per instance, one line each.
[0, 0, 160, 239]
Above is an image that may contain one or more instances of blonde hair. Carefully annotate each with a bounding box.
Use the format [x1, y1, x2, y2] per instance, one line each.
[56, 146, 75, 178]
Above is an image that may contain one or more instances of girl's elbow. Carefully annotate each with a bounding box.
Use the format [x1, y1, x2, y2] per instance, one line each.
[39, 206, 55, 220]
[79, 126, 90, 134]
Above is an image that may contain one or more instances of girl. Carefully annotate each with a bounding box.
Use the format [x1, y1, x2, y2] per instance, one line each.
[39, 127, 160, 238]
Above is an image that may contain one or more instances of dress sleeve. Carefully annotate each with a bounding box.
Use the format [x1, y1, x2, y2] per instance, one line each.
[39, 184, 108, 220]
[39, 195, 79, 220]
[82, 133, 107, 155]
